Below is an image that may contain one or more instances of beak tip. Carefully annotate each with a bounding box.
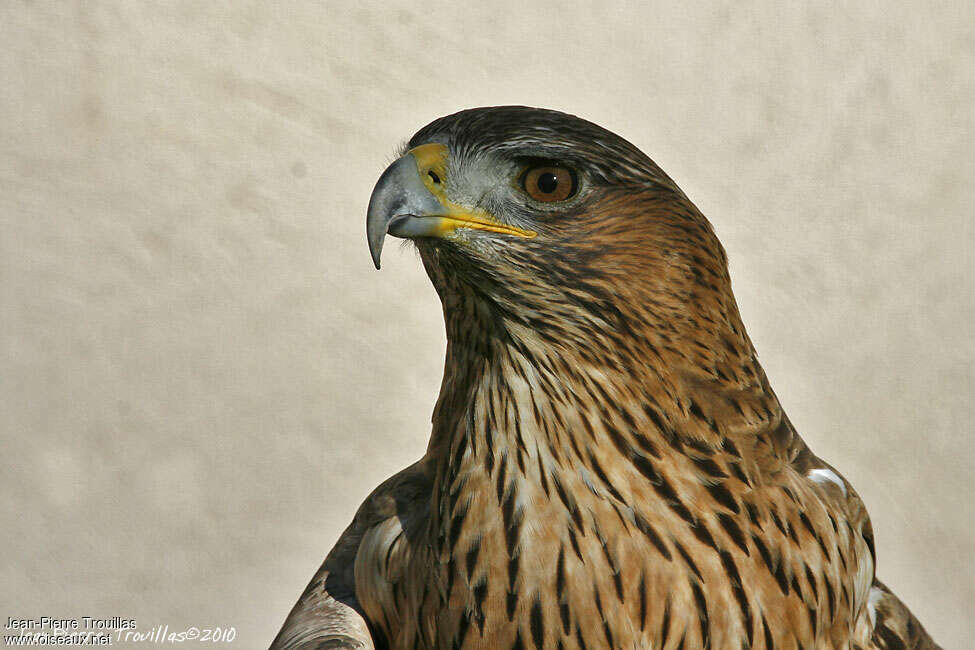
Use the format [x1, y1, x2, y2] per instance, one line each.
[368, 239, 384, 270]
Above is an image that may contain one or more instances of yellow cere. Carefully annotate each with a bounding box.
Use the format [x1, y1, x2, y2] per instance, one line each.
[407, 144, 536, 240]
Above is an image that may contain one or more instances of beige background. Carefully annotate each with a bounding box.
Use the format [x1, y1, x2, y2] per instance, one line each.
[2, 2, 972, 648]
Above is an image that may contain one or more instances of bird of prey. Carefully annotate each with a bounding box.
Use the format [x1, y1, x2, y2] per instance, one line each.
[272, 107, 938, 649]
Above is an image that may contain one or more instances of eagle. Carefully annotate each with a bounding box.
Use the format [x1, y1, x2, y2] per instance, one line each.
[272, 107, 938, 649]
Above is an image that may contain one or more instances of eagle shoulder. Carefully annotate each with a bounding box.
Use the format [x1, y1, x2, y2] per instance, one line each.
[270, 461, 432, 650]
[854, 580, 942, 649]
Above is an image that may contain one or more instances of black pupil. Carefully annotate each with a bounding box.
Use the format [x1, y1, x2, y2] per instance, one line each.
[537, 172, 559, 193]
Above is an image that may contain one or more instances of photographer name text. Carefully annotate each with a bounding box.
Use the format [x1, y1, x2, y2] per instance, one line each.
[5, 618, 135, 632]
[4, 618, 236, 645]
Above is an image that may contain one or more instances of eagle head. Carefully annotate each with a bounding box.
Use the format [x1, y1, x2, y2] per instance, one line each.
[367, 106, 741, 367]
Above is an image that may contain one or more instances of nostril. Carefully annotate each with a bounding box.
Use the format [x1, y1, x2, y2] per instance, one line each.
[428, 170, 441, 184]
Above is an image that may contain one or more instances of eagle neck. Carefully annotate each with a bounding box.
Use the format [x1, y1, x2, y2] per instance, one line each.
[427, 303, 792, 519]
[420, 245, 792, 538]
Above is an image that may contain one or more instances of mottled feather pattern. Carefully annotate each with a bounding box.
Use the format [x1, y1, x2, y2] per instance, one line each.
[272, 107, 939, 650]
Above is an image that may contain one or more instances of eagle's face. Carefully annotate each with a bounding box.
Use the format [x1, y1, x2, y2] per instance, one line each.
[367, 106, 732, 349]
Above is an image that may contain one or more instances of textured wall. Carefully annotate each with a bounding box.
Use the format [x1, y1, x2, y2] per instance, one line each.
[2, 2, 971, 647]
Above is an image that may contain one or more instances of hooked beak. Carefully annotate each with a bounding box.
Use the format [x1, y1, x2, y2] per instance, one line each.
[366, 143, 535, 269]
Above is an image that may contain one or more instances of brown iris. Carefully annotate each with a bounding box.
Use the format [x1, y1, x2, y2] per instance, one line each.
[522, 165, 576, 202]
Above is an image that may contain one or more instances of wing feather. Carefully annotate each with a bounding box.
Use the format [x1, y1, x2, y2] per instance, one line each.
[271, 462, 431, 650]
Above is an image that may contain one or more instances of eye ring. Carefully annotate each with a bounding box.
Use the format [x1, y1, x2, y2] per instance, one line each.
[521, 165, 577, 202]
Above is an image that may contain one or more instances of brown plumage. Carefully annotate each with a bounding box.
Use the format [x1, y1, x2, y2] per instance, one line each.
[272, 107, 938, 649]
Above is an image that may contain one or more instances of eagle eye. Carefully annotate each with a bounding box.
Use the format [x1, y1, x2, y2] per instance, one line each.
[522, 165, 577, 202]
